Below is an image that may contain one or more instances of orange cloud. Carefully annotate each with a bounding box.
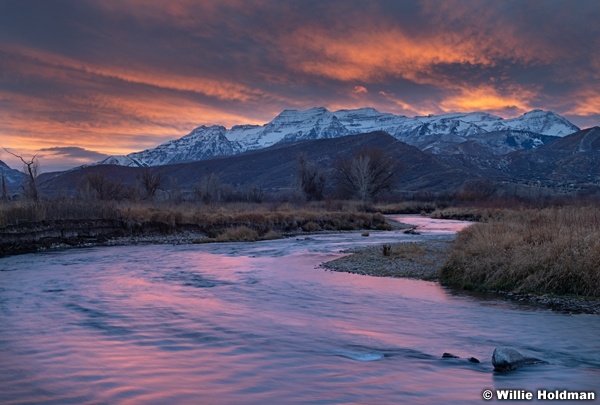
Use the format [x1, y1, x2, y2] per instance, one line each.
[378, 91, 433, 116]
[439, 85, 535, 114]
[2, 44, 269, 103]
[282, 27, 495, 83]
[1, 90, 262, 152]
[353, 86, 368, 94]
[564, 90, 600, 117]
[0, 44, 277, 170]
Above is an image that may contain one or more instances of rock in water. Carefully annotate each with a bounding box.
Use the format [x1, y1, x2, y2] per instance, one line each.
[492, 347, 545, 371]
[441, 353, 480, 364]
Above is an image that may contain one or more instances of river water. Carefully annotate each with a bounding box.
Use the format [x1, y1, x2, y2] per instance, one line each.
[0, 216, 598, 404]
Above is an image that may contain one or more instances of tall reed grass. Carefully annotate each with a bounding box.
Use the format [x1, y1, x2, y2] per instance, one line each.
[440, 207, 600, 297]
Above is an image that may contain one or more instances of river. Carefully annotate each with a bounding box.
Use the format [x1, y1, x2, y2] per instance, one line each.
[0, 216, 598, 404]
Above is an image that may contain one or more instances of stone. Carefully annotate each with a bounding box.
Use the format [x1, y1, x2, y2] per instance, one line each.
[492, 347, 546, 371]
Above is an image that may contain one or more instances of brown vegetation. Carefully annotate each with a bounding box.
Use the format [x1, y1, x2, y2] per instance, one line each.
[0, 199, 119, 227]
[440, 206, 600, 297]
[0, 199, 391, 256]
[196, 226, 284, 243]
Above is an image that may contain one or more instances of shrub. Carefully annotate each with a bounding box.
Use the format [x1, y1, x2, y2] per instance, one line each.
[302, 221, 322, 232]
[216, 226, 259, 242]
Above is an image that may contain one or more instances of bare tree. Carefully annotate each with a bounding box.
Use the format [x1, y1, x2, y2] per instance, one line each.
[85, 172, 124, 201]
[136, 168, 164, 200]
[3, 148, 39, 201]
[195, 172, 221, 203]
[335, 147, 399, 201]
[164, 176, 184, 204]
[297, 153, 325, 201]
[458, 178, 497, 201]
[246, 184, 264, 203]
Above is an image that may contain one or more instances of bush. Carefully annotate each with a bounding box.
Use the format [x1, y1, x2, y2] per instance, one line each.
[302, 221, 322, 232]
[216, 226, 259, 242]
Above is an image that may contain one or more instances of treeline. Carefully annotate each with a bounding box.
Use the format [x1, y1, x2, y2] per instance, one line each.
[76, 170, 267, 204]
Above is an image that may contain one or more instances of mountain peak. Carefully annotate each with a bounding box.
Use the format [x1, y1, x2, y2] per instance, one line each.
[336, 107, 381, 114]
[188, 125, 226, 134]
[275, 107, 330, 118]
[505, 110, 579, 136]
[96, 107, 581, 167]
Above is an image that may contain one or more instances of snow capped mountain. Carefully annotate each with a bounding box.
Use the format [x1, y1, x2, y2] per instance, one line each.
[99, 107, 580, 167]
[502, 110, 579, 136]
[128, 126, 243, 166]
[234, 107, 348, 149]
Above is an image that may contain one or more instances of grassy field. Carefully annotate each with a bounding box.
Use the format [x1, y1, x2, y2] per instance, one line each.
[439, 206, 600, 297]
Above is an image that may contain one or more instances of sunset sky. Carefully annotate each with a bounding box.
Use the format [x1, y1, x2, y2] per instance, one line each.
[1, 0, 599, 172]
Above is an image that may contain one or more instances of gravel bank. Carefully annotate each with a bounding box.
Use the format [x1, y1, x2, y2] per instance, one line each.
[321, 238, 600, 315]
[321, 239, 453, 281]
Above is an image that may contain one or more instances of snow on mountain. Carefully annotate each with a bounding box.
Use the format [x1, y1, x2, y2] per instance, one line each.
[502, 110, 579, 136]
[97, 155, 144, 167]
[237, 107, 348, 148]
[98, 107, 580, 167]
[128, 125, 243, 166]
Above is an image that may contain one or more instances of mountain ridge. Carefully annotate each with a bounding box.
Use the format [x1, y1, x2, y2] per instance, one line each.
[96, 107, 580, 167]
[33, 127, 600, 198]
[0, 160, 27, 192]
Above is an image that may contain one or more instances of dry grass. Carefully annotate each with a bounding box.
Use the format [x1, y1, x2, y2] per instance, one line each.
[0, 199, 119, 227]
[216, 226, 260, 242]
[391, 242, 428, 259]
[430, 206, 509, 222]
[0, 199, 389, 237]
[440, 207, 600, 297]
[196, 226, 285, 243]
[374, 201, 439, 214]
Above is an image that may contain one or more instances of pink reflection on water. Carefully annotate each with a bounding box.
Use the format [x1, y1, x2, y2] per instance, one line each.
[2, 235, 598, 404]
[389, 215, 474, 234]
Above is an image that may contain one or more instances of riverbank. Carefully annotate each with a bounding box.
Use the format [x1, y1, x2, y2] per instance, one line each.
[321, 238, 600, 315]
[0, 215, 395, 257]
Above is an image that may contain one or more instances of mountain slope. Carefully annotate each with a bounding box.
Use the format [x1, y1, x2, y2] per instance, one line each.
[0, 160, 26, 192]
[98, 107, 580, 167]
[39, 132, 472, 196]
[500, 127, 600, 185]
[36, 129, 600, 198]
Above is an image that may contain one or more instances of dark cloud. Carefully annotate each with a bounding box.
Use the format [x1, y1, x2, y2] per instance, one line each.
[0, 0, 598, 171]
[39, 146, 108, 160]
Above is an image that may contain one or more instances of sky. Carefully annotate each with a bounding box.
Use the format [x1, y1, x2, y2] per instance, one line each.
[1, 0, 599, 172]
